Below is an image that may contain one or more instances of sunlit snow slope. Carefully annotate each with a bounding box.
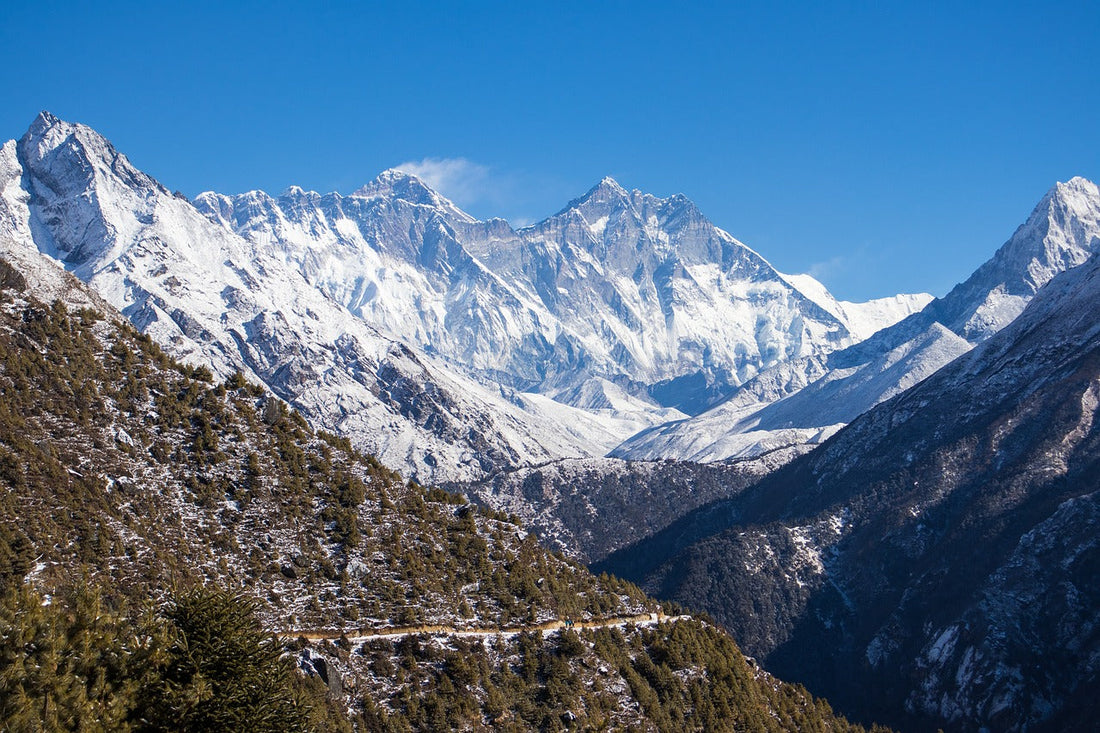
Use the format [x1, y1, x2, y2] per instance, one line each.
[196, 172, 927, 418]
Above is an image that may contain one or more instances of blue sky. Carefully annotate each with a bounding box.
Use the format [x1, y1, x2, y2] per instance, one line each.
[2, 1, 1097, 300]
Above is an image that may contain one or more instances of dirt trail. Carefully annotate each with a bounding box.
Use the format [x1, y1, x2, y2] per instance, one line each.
[283, 612, 686, 642]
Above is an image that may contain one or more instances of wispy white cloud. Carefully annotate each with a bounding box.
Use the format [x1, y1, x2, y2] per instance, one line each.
[390, 156, 577, 228]
[394, 157, 490, 210]
[806, 255, 846, 282]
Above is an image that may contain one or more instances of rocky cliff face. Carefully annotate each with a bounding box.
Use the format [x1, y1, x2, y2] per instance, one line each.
[599, 244, 1100, 731]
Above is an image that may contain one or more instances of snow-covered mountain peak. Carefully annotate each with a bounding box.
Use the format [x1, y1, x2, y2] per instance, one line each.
[590, 175, 630, 202]
[553, 176, 633, 221]
[353, 167, 426, 196]
[23, 110, 81, 149]
[588, 175, 629, 198]
[557, 177, 702, 225]
[350, 168, 474, 223]
[1045, 176, 1100, 248]
[1033, 175, 1099, 235]
[14, 111, 185, 272]
[1053, 174, 1099, 199]
[19, 110, 164, 199]
[939, 176, 1100, 341]
[24, 111, 109, 166]
[542, 179, 732, 267]
[280, 184, 316, 199]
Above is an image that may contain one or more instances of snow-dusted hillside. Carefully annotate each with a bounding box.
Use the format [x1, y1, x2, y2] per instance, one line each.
[615, 177, 1100, 462]
[453, 446, 816, 563]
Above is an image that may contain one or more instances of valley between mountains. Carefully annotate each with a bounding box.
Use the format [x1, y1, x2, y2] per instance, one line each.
[1, 111, 1099, 731]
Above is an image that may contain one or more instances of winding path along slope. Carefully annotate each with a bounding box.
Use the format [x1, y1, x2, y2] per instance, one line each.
[282, 612, 690, 642]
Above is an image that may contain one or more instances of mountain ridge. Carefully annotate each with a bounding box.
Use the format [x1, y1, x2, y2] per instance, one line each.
[198, 157, 929, 420]
[615, 175, 1100, 462]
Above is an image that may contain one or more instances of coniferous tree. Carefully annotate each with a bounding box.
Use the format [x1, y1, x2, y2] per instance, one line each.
[135, 586, 317, 732]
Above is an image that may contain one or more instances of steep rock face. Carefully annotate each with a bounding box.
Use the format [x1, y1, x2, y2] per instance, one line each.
[198, 172, 926, 417]
[2, 113, 634, 483]
[615, 177, 1100, 462]
[599, 246, 1100, 731]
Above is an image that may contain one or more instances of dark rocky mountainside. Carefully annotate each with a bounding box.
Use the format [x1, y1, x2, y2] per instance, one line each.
[450, 447, 811, 563]
[598, 246, 1100, 731]
[0, 253, 876, 731]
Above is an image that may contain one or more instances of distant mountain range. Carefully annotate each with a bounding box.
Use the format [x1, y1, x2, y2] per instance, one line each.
[196, 171, 927, 412]
[1, 112, 930, 485]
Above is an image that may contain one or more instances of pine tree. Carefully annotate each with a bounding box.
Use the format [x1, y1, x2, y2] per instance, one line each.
[135, 586, 314, 732]
[0, 584, 165, 732]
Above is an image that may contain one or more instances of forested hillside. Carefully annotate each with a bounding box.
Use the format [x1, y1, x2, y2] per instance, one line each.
[0, 256, 878, 730]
